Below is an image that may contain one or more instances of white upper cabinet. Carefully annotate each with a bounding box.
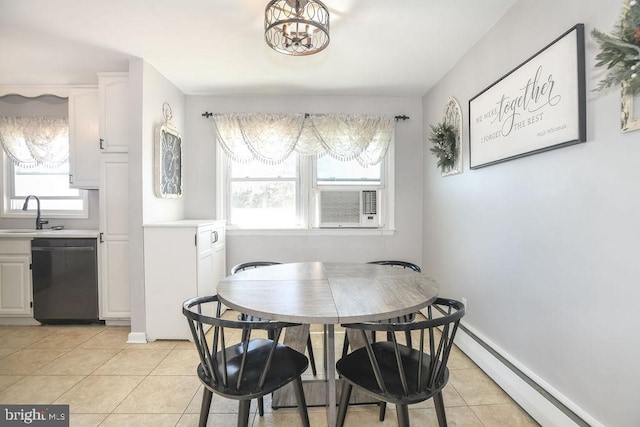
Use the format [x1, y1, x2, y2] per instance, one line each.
[68, 88, 100, 189]
[98, 73, 129, 152]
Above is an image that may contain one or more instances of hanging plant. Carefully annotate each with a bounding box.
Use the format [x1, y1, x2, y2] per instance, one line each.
[428, 122, 458, 171]
[591, 0, 640, 95]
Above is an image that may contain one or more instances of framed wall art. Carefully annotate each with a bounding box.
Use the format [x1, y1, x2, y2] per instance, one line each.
[469, 24, 586, 169]
[154, 103, 183, 198]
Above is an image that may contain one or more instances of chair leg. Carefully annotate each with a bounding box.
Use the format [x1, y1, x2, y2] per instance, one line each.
[337, 381, 352, 427]
[379, 401, 387, 421]
[292, 377, 310, 427]
[238, 400, 252, 427]
[199, 388, 213, 427]
[341, 334, 350, 358]
[257, 397, 264, 416]
[434, 391, 447, 427]
[306, 335, 317, 376]
[396, 403, 410, 427]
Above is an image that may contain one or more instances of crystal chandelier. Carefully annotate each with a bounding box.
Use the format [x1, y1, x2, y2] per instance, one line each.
[264, 0, 330, 56]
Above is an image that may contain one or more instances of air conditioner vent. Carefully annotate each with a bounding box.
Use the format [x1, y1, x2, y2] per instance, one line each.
[318, 189, 380, 228]
[320, 191, 360, 224]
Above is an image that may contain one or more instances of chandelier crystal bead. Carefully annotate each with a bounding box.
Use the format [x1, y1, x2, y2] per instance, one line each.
[265, 0, 330, 56]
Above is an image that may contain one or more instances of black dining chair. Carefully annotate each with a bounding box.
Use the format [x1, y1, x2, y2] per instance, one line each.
[336, 298, 465, 427]
[183, 295, 310, 427]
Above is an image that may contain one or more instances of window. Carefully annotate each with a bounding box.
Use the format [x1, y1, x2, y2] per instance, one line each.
[213, 112, 395, 230]
[3, 157, 87, 218]
[228, 156, 299, 227]
[219, 147, 393, 229]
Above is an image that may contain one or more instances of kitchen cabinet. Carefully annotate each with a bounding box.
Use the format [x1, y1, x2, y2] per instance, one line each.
[98, 73, 128, 152]
[143, 220, 226, 340]
[68, 88, 100, 189]
[0, 239, 32, 317]
[99, 154, 130, 320]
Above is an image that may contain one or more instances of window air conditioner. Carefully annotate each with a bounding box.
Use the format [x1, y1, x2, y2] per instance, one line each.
[318, 189, 379, 228]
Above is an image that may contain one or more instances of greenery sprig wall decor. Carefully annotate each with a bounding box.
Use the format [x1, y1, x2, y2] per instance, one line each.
[428, 97, 463, 176]
[428, 122, 458, 171]
[592, 0, 640, 95]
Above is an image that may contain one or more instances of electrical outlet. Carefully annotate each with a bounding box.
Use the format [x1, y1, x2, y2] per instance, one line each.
[461, 297, 468, 311]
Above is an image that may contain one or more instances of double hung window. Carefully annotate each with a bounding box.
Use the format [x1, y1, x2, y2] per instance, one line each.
[214, 113, 394, 230]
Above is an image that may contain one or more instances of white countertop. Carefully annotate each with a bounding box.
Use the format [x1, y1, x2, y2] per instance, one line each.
[0, 229, 100, 238]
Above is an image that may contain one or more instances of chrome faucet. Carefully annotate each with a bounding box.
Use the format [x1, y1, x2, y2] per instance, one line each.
[22, 195, 48, 230]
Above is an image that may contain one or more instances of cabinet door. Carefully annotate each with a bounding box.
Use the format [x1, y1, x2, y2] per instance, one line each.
[212, 223, 226, 287]
[98, 73, 129, 153]
[196, 225, 214, 298]
[0, 256, 32, 317]
[99, 154, 130, 319]
[68, 88, 100, 189]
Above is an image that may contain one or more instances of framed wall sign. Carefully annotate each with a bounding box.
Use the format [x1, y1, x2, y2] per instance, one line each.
[469, 24, 586, 169]
[154, 103, 183, 198]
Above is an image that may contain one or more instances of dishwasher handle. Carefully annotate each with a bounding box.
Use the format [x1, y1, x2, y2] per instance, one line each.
[32, 246, 96, 252]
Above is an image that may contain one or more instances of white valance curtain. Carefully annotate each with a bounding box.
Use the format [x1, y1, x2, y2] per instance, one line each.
[211, 113, 395, 166]
[0, 116, 69, 168]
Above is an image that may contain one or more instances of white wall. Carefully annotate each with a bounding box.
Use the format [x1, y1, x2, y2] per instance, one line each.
[422, 0, 639, 425]
[128, 59, 186, 334]
[185, 95, 424, 271]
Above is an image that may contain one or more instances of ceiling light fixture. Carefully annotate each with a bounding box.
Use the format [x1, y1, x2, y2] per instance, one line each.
[264, 0, 330, 56]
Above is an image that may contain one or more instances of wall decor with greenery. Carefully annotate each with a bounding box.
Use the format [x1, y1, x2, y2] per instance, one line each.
[428, 97, 462, 176]
[592, 0, 640, 132]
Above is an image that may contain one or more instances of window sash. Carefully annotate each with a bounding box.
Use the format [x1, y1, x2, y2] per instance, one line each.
[217, 139, 394, 230]
[3, 157, 87, 218]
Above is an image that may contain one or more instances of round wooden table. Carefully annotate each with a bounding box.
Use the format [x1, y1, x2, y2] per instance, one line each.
[217, 262, 440, 426]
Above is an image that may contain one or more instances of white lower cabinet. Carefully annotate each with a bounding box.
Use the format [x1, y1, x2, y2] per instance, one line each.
[144, 220, 226, 340]
[0, 239, 32, 317]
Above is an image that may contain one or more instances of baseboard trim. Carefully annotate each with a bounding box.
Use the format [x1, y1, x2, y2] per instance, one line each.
[455, 322, 601, 427]
[126, 332, 147, 344]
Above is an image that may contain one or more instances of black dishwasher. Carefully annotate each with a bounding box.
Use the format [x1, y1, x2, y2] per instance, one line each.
[31, 238, 99, 324]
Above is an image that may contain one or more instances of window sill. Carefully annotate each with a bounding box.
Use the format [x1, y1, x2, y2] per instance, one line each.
[227, 227, 396, 237]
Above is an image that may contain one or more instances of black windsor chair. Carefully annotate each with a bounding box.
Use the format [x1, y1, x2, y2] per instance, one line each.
[336, 298, 465, 427]
[183, 295, 310, 427]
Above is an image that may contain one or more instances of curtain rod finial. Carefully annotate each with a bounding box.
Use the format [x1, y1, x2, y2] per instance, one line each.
[394, 115, 410, 121]
[202, 112, 213, 118]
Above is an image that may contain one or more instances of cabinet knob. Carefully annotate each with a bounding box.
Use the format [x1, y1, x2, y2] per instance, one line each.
[69, 174, 73, 184]
[100, 138, 104, 149]
[212, 230, 218, 243]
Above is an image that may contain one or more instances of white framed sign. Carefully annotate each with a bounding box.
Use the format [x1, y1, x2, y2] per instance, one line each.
[469, 24, 586, 169]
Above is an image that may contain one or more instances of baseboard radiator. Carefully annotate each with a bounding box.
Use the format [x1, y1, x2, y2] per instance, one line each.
[453, 321, 600, 427]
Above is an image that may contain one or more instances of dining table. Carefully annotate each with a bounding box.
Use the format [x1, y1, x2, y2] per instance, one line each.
[216, 261, 440, 427]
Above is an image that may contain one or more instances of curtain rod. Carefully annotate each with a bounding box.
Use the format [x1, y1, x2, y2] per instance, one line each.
[201, 111, 410, 121]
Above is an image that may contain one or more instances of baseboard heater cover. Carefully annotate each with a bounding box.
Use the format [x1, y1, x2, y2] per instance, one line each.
[451, 320, 602, 427]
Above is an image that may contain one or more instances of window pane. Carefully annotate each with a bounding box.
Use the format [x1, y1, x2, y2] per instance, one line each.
[14, 174, 79, 198]
[13, 199, 83, 211]
[317, 156, 381, 185]
[232, 157, 297, 178]
[231, 181, 296, 226]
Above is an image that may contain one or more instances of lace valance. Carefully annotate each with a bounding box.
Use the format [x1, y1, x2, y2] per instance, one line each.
[0, 116, 69, 168]
[211, 113, 395, 166]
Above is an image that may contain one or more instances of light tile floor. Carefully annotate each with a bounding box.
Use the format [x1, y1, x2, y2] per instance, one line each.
[0, 316, 539, 426]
